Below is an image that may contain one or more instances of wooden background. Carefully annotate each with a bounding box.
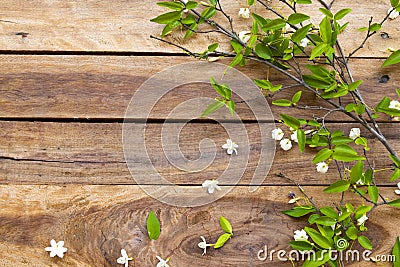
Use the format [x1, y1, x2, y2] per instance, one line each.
[0, 0, 399, 266]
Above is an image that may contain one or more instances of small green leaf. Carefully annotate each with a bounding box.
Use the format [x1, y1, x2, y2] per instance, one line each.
[338, 211, 351, 222]
[297, 129, 306, 153]
[350, 161, 364, 184]
[226, 100, 235, 116]
[319, 8, 333, 18]
[348, 80, 363, 91]
[151, 11, 182, 24]
[157, 2, 184, 11]
[319, 16, 332, 43]
[346, 226, 358, 240]
[213, 233, 232, 248]
[262, 18, 286, 31]
[368, 185, 379, 203]
[230, 39, 243, 54]
[288, 13, 310, 24]
[315, 216, 336, 226]
[208, 43, 219, 52]
[229, 53, 243, 68]
[334, 8, 352, 20]
[391, 0, 400, 7]
[304, 227, 333, 249]
[390, 154, 400, 168]
[282, 206, 316, 217]
[303, 250, 330, 267]
[186, 1, 198, 9]
[382, 49, 400, 68]
[393, 237, 400, 267]
[388, 198, 400, 208]
[358, 236, 372, 250]
[272, 99, 292, 106]
[248, 0, 255, 5]
[201, 100, 225, 117]
[320, 207, 338, 219]
[331, 136, 353, 145]
[201, 7, 216, 20]
[292, 24, 312, 43]
[309, 214, 320, 224]
[312, 148, 333, 164]
[369, 23, 381, 32]
[255, 43, 272, 59]
[324, 180, 350, 193]
[310, 43, 330, 60]
[220, 216, 233, 234]
[289, 240, 313, 251]
[391, 168, 400, 182]
[147, 211, 161, 240]
[296, 0, 312, 3]
[280, 113, 300, 130]
[291, 91, 302, 104]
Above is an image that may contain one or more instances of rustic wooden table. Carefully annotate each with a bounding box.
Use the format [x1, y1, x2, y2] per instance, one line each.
[0, 0, 399, 266]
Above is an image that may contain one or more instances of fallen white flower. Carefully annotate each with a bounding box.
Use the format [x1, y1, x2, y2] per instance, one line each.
[349, 128, 361, 140]
[238, 7, 250, 19]
[202, 179, 221, 194]
[156, 256, 170, 267]
[272, 128, 284, 141]
[45, 239, 68, 258]
[222, 139, 238, 155]
[198, 236, 213, 255]
[290, 130, 298, 143]
[117, 249, 133, 267]
[316, 162, 329, 173]
[388, 7, 399, 19]
[288, 197, 301, 204]
[280, 138, 292, 151]
[357, 214, 368, 225]
[238, 31, 251, 43]
[389, 100, 400, 110]
[294, 229, 309, 241]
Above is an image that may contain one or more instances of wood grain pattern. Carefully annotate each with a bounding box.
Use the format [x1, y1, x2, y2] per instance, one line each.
[0, 185, 398, 266]
[1, 121, 398, 185]
[0, 56, 399, 120]
[0, 0, 398, 57]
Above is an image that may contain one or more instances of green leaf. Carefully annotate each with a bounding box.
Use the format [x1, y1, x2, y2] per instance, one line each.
[319, 16, 333, 43]
[382, 49, 400, 68]
[388, 198, 400, 208]
[315, 216, 337, 226]
[208, 43, 219, 52]
[346, 226, 358, 240]
[272, 99, 292, 106]
[296, 0, 312, 3]
[324, 180, 350, 193]
[297, 129, 306, 153]
[248, 0, 255, 5]
[304, 227, 333, 249]
[292, 24, 312, 43]
[147, 211, 161, 240]
[303, 250, 330, 267]
[201, 100, 225, 117]
[282, 206, 316, 217]
[252, 13, 267, 27]
[310, 43, 330, 60]
[391, 154, 400, 168]
[255, 43, 272, 59]
[348, 80, 363, 91]
[303, 74, 332, 89]
[391, 168, 400, 182]
[201, 7, 216, 20]
[319, 8, 333, 18]
[226, 100, 235, 116]
[210, 77, 227, 98]
[391, 0, 400, 7]
[393, 237, 400, 267]
[229, 53, 243, 68]
[157, 2, 184, 11]
[220, 216, 233, 234]
[151, 11, 182, 24]
[288, 13, 310, 24]
[350, 161, 364, 184]
[369, 23, 381, 32]
[289, 240, 313, 251]
[358, 236, 372, 250]
[320, 207, 338, 219]
[331, 136, 353, 145]
[184, 23, 198, 39]
[333, 145, 365, 162]
[291, 91, 302, 104]
[312, 148, 333, 164]
[186, 1, 198, 9]
[213, 233, 232, 249]
[230, 39, 243, 54]
[334, 8, 352, 20]
[263, 18, 286, 31]
[161, 21, 180, 37]
[280, 113, 300, 130]
[355, 205, 372, 217]
[368, 185, 379, 203]
[308, 214, 320, 224]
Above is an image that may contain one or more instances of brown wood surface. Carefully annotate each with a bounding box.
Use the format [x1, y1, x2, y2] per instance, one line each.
[0, 56, 399, 120]
[0, 0, 399, 57]
[0, 185, 398, 267]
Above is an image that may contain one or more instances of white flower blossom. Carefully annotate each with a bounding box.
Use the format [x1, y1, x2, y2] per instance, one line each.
[202, 179, 221, 194]
[272, 128, 284, 141]
[182, 0, 188, 4]
[238, 7, 250, 18]
[294, 229, 309, 241]
[389, 100, 400, 110]
[222, 139, 238, 155]
[198, 236, 213, 255]
[280, 138, 292, 151]
[238, 31, 250, 43]
[388, 8, 399, 19]
[356, 179, 364, 186]
[156, 256, 170, 267]
[395, 182, 400, 195]
[45, 239, 68, 258]
[290, 130, 298, 143]
[357, 214, 368, 225]
[316, 162, 329, 173]
[288, 197, 301, 204]
[349, 128, 361, 140]
[299, 38, 310, 47]
[117, 249, 133, 267]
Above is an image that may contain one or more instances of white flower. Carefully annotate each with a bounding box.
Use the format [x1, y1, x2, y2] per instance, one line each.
[294, 229, 309, 241]
[356, 179, 364, 186]
[284, 23, 291, 32]
[389, 100, 400, 110]
[182, 0, 188, 4]
[272, 128, 284, 140]
[238, 31, 250, 43]
[117, 249, 133, 267]
[45, 239, 68, 258]
[202, 179, 221, 194]
[290, 130, 298, 143]
[280, 138, 292, 151]
[222, 139, 238, 155]
[349, 128, 361, 140]
[299, 38, 310, 47]
[288, 197, 301, 204]
[316, 162, 329, 173]
[395, 182, 400, 195]
[198, 236, 213, 255]
[357, 214, 368, 225]
[238, 7, 250, 18]
[388, 8, 399, 19]
[156, 256, 170, 267]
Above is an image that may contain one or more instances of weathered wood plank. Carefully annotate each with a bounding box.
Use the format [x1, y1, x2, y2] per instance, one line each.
[0, 56, 399, 120]
[0, 185, 398, 266]
[1, 121, 398, 185]
[0, 0, 398, 57]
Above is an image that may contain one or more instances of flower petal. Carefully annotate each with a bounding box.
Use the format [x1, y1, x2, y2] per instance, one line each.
[50, 239, 57, 247]
[395, 189, 400, 195]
